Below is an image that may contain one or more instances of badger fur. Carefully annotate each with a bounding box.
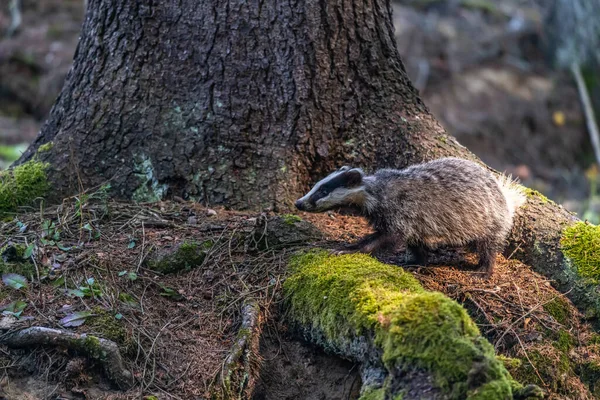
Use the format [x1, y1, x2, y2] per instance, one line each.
[295, 157, 526, 277]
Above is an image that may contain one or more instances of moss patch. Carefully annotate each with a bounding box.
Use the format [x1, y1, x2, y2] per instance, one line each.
[37, 142, 54, 153]
[543, 297, 572, 325]
[86, 307, 130, 348]
[284, 251, 526, 399]
[282, 214, 302, 225]
[554, 329, 576, 353]
[561, 221, 600, 283]
[522, 187, 550, 204]
[147, 240, 213, 274]
[0, 161, 49, 215]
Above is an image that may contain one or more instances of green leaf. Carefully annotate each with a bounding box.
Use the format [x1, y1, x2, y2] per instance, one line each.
[66, 288, 85, 298]
[115, 313, 123, 320]
[118, 292, 138, 307]
[86, 277, 95, 286]
[83, 223, 93, 231]
[57, 243, 71, 251]
[60, 311, 94, 327]
[118, 271, 128, 277]
[128, 272, 137, 281]
[160, 286, 184, 300]
[127, 240, 136, 249]
[51, 276, 66, 288]
[2, 300, 28, 318]
[23, 244, 35, 259]
[2, 273, 28, 290]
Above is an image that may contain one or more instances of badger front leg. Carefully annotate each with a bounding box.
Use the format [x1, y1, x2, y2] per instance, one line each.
[336, 232, 397, 255]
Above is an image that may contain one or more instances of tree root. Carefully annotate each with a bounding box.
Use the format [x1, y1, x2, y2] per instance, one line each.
[215, 300, 262, 399]
[0, 326, 133, 390]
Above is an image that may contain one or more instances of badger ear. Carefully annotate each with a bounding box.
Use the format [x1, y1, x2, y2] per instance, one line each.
[339, 166, 351, 172]
[345, 168, 364, 187]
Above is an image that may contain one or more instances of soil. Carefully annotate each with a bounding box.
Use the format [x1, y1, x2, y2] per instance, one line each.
[253, 330, 361, 400]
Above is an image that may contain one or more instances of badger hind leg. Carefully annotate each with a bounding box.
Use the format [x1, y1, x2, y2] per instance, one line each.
[407, 244, 428, 266]
[475, 238, 501, 278]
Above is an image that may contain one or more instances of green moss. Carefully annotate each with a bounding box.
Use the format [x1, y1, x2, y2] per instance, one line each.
[0, 161, 49, 215]
[522, 187, 550, 204]
[554, 329, 576, 353]
[358, 388, 385, 400]
[284, 251, 525, 399]
[37, 142, 54, 153]
[87, 307, 129, 346]
[511, 347, 572, 392]
[543, 297, 572, 325]
[81, 336, 107, 360]
[561, 221, 600, 283]
[498, 355, 522, 372]
[282, 214, 302, 225]
[148, 240, 213, 274]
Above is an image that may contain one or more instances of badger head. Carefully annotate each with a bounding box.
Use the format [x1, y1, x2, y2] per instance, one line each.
[295, 166, 365, 212]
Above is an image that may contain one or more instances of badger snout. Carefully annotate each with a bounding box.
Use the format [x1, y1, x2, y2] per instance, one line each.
[295, 199, 305, 211]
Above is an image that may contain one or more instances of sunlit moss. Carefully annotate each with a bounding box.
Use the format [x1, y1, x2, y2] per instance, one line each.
[284, 251, 531, 399]
[0, 161, 49, 215]
[561, 221, 600, 283]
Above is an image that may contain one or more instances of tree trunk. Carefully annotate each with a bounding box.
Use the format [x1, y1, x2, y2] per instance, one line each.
[17, 0, 466, 211]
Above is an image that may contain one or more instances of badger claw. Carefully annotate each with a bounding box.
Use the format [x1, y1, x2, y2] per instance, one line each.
[329, 248, 360, 256]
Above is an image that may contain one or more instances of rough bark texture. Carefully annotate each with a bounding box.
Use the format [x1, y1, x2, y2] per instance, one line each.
[18, 0, 466, 211]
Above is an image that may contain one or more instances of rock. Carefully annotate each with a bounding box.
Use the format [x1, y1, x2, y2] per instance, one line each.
[206, 209, 217, 216]
[251, 215, 322, 250]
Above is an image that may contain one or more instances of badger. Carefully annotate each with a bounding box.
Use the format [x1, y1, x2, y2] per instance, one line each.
[295, 157, 526, 277]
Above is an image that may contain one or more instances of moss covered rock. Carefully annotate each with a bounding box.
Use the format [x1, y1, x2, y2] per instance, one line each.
[561, 221, 600, 284]
[284, 251, 540, 399]
[147, 240, 213, 274]
[0, 161, 49, 215]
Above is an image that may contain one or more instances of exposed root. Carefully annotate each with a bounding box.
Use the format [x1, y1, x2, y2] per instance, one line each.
[216, 300, 262, 399]
[0, 325, 133, 390]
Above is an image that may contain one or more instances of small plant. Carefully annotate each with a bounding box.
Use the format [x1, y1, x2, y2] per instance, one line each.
[160, 285, 184, 301]
[118, 270, 138, 281]
[118, 292, 139, 307]
[65, 277, 102, 298]
[1, 300, 28, 319]
[2, 273, 28, 290]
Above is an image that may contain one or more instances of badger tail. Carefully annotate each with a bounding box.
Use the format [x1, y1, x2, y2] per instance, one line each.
[495, 174, 526, 221]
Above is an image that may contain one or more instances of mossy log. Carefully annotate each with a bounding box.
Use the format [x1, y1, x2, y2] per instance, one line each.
[284, 251, 543, 400]
[0, 326, 133, 389]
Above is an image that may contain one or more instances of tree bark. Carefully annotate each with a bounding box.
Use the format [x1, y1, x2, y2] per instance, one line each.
[17, 0, 466, 210]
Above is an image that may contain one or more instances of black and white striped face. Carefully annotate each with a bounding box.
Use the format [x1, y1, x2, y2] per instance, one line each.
[295, 166, 365, 212]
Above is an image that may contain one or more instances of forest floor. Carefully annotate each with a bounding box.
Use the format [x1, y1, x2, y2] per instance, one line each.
[0, 197, 599, 399]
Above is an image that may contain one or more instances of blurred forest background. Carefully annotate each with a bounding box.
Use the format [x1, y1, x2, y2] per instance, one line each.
[0, 0, 599, 219]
